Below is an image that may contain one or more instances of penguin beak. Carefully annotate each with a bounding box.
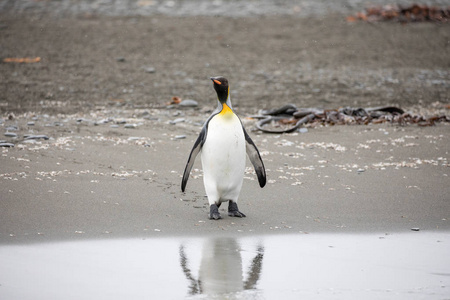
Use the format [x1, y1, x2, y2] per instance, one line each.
[210, 77, 221, 85]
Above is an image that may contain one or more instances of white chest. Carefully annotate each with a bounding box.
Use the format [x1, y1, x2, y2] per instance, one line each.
[203, 112, 245, 158]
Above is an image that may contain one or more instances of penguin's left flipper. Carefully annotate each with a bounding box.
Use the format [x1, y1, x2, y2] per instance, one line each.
[181, 125, 207, 192]
[243, 128, 266, 188]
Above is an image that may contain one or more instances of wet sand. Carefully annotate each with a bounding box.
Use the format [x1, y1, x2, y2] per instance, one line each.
[1, 109, 449, 243]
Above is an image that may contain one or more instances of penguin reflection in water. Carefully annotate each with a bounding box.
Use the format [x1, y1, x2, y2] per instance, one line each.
[179, 239, 264, 295]
[182, 77, 266, 220]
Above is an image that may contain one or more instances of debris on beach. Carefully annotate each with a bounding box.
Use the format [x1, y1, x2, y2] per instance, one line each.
[347, 4, 450, 23]
[254, 104, 449, 133]
[3, 57, 41, 63]
[169, 96, 182, 105]
[167, 96, 198, 108]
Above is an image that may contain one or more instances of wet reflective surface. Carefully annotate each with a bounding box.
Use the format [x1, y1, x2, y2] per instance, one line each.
[1, 233, 449, 299]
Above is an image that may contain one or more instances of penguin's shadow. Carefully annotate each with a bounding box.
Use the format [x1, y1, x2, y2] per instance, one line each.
[179, 238, 264, 296]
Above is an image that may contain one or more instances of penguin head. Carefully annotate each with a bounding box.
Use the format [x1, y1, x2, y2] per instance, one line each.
[210, 76, 229, 103]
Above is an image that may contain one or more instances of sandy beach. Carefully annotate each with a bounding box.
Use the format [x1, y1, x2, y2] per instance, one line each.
[1, 110, 449, 243]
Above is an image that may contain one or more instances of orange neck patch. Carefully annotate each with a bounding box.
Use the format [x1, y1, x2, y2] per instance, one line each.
[219, 103, 233, 116]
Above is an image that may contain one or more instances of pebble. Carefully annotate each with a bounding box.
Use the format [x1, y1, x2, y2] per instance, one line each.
[144, 116, 159, 121]
[179, 99, 198, 107]
[27, 121, 35, 126]
[4, 132, 18, 138]
[357, 168, 366, 173]
[5, 126, 18, 131]
[411, 228, 420, 231]
[0, 142, 15, 147]
[299, 127, 308, 133]
[24, 135, 49, 140]
[144, 67, 156, 73]
[94, 119, 111, 125]
[124, 123, 138, 129]
[116, 57, 126, 62]
[170, 118, 185, 125]
[110, 124, 119, 128]
[174, 135, 186, 139]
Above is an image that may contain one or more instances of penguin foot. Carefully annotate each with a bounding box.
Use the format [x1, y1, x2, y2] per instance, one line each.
[209, 204, 222, 220]
[228, 201, 246, 218]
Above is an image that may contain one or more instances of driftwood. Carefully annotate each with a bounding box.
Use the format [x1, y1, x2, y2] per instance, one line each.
[254, 104, 449, 134]
[347, 4, 450, 23]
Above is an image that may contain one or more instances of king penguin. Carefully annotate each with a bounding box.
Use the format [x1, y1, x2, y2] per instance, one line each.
[181, 76, 266, 220]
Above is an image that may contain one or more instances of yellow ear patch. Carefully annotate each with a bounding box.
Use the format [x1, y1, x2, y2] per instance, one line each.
[219, 103, 233, 116]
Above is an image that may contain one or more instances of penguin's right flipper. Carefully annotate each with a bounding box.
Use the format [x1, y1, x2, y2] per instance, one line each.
[181, 126, 207, 192]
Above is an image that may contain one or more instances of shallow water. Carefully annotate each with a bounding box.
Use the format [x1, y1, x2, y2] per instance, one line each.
[0, 233, 449, 299]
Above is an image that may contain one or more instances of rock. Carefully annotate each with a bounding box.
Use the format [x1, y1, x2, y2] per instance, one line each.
[0, 142, 14, 147]
[144, 116, 159, 121]
[94, 118, 111, 125]
[144, 67, 156, 73]
[179, 99, 198, 107]
[174, 135, 186, 139]
[124, 123, 138, 128]
[116, 57, 126, 62]
[27, 121, 35, 126]
[299, 127, 308, 133]
[24, 135, 49, 140]
[357, 168, 366, 173]
[169, 118, 185, 125]
[5, 126, 18, 131]
[4, 132, 18, 138]
[411, 228, 420, 231]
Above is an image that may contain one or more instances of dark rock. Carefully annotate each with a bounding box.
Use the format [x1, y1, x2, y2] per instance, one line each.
[4, 132, 18, 138]
[24, 135, 49, 140]
[0, 142, 14, 147]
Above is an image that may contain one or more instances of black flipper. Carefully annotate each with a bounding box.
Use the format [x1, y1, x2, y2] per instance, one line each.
[181, 111, 220, 192]
[181, 125, 207, 192]
[243, 127, 266, 188]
